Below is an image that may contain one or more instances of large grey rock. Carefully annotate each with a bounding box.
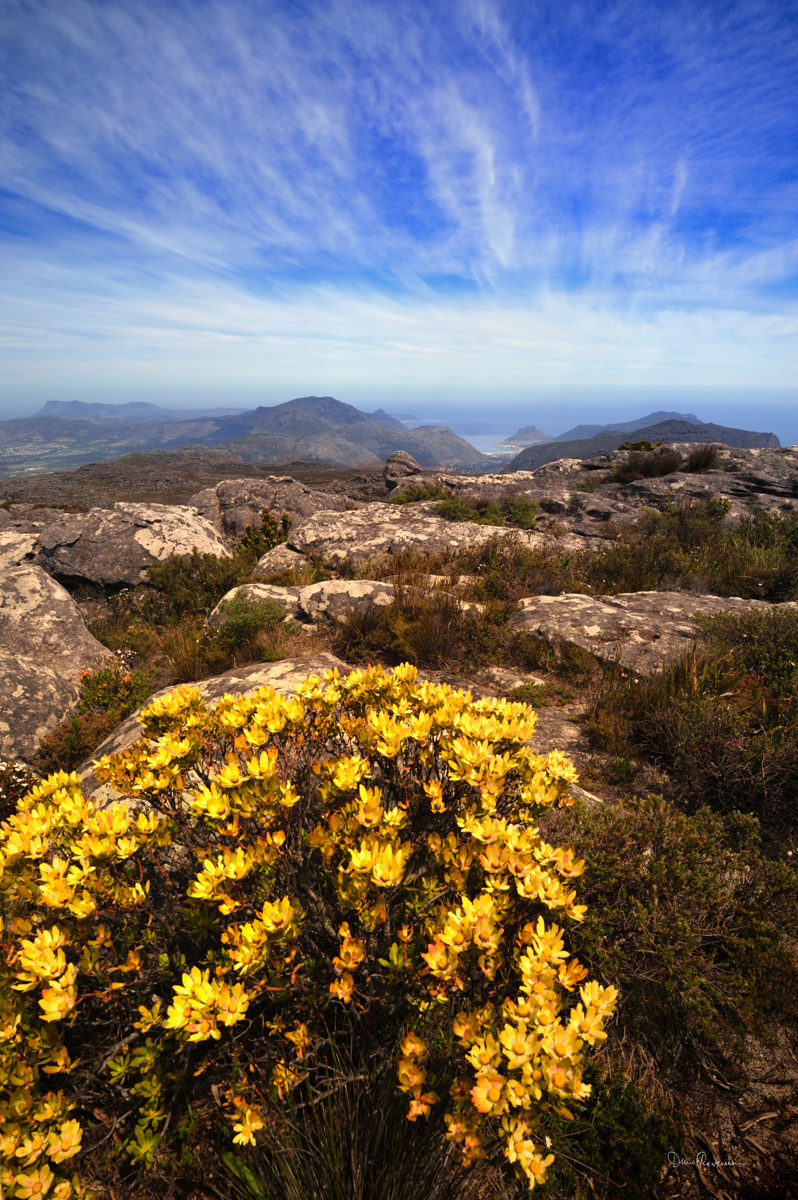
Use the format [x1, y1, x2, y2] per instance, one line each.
[287, 504, 533, 564]
[188, 477, 350, 546]
[384, 451, 424, 490]
[34, 502, 229, 587]
[254, 542, 310, 576]
[209, 582, 303, 624]
[79, 652, 354, 804]
[0, 565, 107, 679]
[509, 590, 797, 673]
[0, 650, 80, 763]
[296, 580, 395, 624]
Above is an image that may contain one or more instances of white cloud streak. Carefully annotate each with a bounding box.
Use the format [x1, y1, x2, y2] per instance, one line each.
[0, 0, 796, 399]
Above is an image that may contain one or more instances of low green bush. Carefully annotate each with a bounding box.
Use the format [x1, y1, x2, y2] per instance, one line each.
[215, 594, 288, 655]
[612, 449, 683, 483]
[142, 549, 253, 624]
[35, 655, 154, 774]
[236, 510, 292, 560]
[685, 444, 722, 473]
[586, 607, 798, 846]
[388, 483, 450, 505]
[552, 797, 798, 1074]
[435, 493, 539, 530]
[458, 502, 798, 603]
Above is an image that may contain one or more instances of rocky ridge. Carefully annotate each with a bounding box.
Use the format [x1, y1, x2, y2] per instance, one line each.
[0, 441, 796, 767]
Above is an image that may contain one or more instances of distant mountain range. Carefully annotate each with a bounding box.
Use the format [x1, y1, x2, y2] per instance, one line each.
[499, 410, 701, 448]
[40, 400, 249, 422]
[0, 396, 489, 477]
[504, 419, 780, 472]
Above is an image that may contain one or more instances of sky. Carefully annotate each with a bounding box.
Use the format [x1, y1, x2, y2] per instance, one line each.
[1, 0, 797, 439]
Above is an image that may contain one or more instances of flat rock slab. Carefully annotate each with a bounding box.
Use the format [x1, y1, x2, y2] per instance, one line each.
[34, 502, 229, 587]
[79, 652, 354, 804]
[286, 504, 501, 563]
[285, 504, 588, 564]
[189, 476, 350, 545]
[509, 590, 796, 673]
[0, 649, 80, 763]
[0, 565, 107, 679]
[0, 531, 37, 570]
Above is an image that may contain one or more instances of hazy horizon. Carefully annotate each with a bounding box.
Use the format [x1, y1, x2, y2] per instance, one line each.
[3, 385, 796, 449]
[1, 1, 795, 425]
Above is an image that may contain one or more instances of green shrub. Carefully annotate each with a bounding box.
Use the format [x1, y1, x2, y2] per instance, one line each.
[0, 665, 614, 1197]
[435, 493, 538, 530]
[215, 594, 288, 655]
[457, 502, 798, 603]
[612, 449, 683, 484]
[333, 588, 511, 674]
[142, 549, 253, 624]
[586, 608, 798, 846]
[539, 1055, 685, 1200]
[685, 444, 722, 473]
[35, 655, 154, 774]
[388, 483, 450, 505]
[236, 510, 292, 561]
[552, 797, 798, 1074]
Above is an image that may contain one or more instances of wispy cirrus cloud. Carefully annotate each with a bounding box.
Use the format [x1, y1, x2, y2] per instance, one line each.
[0, 0, 796, 409]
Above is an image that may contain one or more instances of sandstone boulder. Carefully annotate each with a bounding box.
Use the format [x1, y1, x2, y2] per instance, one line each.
[384, 451, 424, 490]
[254, 543, 310, 576]
[79, 652, 354, 805]
[296, 580, 395, 624]
[0, 650, 80, 763]
[509, 590, 796, 673]
[34, 502, 229, 587]
[0, 566, 107, 679]
[188, 477, 350, 546]
[287, 504, 519, 564]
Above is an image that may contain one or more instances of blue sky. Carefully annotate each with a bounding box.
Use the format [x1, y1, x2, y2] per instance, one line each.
[1, 0, 796, 433]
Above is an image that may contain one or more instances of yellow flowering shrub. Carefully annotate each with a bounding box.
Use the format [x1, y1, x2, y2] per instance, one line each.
[0, 663, 616, 1195]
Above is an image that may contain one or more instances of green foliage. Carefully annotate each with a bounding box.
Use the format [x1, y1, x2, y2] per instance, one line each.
[612, 449, 684, 483]
[215, 594, 288, 655]
[507, 682, 576, 709]
[388, 483, 450, 505]
[142, 549, 253, 624]
[586, 607, 798, 846]
[458, 502, 798, 603]
[236, 510, 292, 560]
[685, 443, 722, 472]
[554, 796, 798, 1074]
[0, 665, 611, 1197]
[333, 587, 510, 674]
[76, 654, 153, 717]
[35, 654, 154, 774]
[435, 493, 538, 530]
[541, 1056, 685, 1200]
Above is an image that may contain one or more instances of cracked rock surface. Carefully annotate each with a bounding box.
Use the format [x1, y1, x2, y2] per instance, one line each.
[509, 590, 797, 672]
[188, 476, 350, 546]
[34, 501, 229, 586]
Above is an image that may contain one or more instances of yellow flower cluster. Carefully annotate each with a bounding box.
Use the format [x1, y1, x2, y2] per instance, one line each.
[0, 664, 616, 1196]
